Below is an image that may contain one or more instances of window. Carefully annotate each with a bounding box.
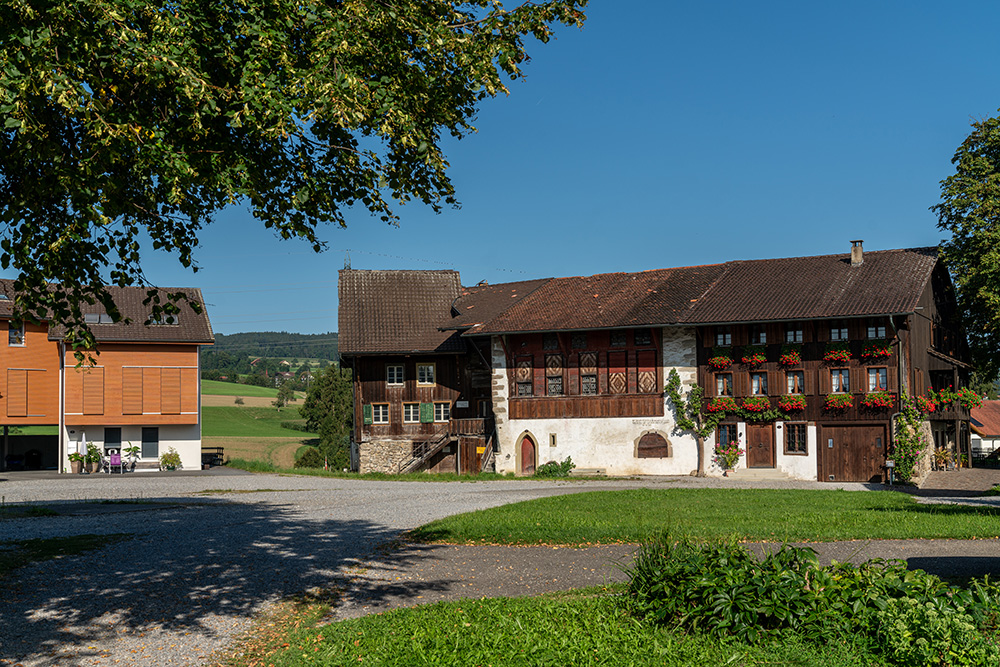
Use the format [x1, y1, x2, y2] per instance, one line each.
[636, 432, 671, 458]
[716, 373, 733, 396]
[517, 382, 533, 396]
[868, 367, 888, 391]
[831, 369, 850, 393]
[434, 402, 451, 422]
[785, 423, 807, 454]
[715, 326, 732, 347]
[372, 403, 389, 424]
[571, 333, 588, 349]
[634, 329, 652, 346]
[85, 312, 115, 324]
[579, 351, 598, 396]
[141, 427, 159, 459]
[386, 365, 404, 385]
[610, 331, 627, 348]
[416, 363, 435, 385]
[830, 321, 849, 341]
[867, 319, 887, 339]
[543, 332, 559, 350]
[785, 325, 803, 343]
[751, 325, 766, 345]
[547, 375, 564, 396]
[403, 403, 420, 423]
[104, 427, 122, 451]
[750, 372, 768, 395]
[717, 424, 738, 446]
[8, 321, 24, 346]
[515, 357, 533, 397]
[786, 371, 804, 394]
[545, 354, 563, 396]
[581, 374, 597, 395]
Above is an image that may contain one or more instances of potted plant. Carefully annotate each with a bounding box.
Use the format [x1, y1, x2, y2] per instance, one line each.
[67, 452, 84, 474]
[159, 447, 182, 471]
[777, 394, 807, 412]
[824, 393, 853, 411]
[778, 344, 801, 366]
[823, 342, 852, 364]
[741, 396, 772, 413]
[706, 396, 738, 413]
[740, 345, 767, 367]
[85, 442, 102, 473]
[714, 439, 744, 475]
[123, 444, 140, 472]
[861, 391, 895, 410]
[915, 394, 937, 414]
[933, 448, 950, 471]
[708, 348, 733, 370]
[861, 339, 893, 361]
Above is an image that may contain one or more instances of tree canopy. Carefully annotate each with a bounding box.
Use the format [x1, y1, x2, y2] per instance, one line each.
[933, 112, 1000, 379]
[0, 0, 586, 348]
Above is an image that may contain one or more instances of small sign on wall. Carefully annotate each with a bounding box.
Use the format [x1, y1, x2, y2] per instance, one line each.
[455, 400, 469, 408]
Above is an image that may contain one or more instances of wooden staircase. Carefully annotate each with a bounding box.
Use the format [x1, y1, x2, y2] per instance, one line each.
[398, 428, 453, 474]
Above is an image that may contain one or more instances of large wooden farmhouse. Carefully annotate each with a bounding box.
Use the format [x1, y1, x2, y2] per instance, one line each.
[338, 243, 971, 482]
[0, 282, 214, 472]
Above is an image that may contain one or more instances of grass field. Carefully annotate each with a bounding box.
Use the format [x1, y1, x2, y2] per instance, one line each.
[201, 406, 310, 437]
[408, 488, 1000, 544]
[201, 379, 280, 397]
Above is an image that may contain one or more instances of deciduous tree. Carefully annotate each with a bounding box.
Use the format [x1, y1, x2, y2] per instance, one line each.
[0, 0, 587, 349]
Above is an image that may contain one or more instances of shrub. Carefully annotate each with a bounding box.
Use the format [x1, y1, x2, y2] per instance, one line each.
[873, 598, 999, 666]
[294, 447, 325, 468]
[534, 456, 575, 478]
[234, 396, 245, 405]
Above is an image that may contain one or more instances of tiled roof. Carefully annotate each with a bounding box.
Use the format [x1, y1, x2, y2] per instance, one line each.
[470, 265, 728, 334]
[338, 269, 465, 355]
[682, 247, 938, 324]
[447, 278, 552, 331]
[0, 280, 214, 343]
[972, 401, 1000, 437]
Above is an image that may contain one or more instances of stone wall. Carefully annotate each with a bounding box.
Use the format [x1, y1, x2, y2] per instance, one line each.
[358, 439, 412, 474]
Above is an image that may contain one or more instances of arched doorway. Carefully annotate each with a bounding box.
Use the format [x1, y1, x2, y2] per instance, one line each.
[519, 435, 536, 475]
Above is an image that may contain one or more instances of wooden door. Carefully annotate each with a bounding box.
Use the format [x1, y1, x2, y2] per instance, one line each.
[520, 436, 536, 474]
[746, 424, 774, 468]
[459, 437, 481, 474]
[819, 425, 885, 483]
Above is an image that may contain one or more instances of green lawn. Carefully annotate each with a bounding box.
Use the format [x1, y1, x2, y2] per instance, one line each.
[5, 425, 58, 435]
[246, 589, 875, 667]
[201, 379, 279, 397]
[201, 406, 314, 437]
[408, 488, 1000, 544]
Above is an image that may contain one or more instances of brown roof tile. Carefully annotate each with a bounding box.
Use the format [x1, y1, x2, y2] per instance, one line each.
[972, 401, 1000, 437]
[682, 247, 938, 324]
[0, 280, 214, 344]
[447, 278, 552, 331]
[338, 269, 465, 355]
[470, 265, 728, 334]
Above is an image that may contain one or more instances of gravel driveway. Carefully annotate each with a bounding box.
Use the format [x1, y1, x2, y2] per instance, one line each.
[0, 471, 991, 666]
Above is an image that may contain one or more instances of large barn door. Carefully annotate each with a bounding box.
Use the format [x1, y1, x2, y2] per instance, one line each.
[746, 424, 774, 468]
[819, 425, 885, 483]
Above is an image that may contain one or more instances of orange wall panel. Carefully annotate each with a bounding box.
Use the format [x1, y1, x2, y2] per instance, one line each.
[1, 323, 60, 424]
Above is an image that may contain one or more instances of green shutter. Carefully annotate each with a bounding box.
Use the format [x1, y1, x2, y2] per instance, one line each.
[420, 402, 434, 423]
[363, 404, 373, 425]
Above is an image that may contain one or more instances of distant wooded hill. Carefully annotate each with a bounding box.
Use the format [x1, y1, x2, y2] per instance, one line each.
[208, 331, 339, 359]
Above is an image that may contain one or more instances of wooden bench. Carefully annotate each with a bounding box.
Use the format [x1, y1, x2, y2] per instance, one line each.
[201, 447, 225, 467]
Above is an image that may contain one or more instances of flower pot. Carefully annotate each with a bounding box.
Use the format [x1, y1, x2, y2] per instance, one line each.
[88, 461, 101, 473]
[70, 460, 82, 474]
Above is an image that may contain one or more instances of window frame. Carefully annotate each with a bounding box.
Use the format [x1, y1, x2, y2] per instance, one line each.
[416, 363, 436, 386]
[403, 402, 420, 423]
[715, 326, 732, 347]
[830, 368, 850, 393]
[581, 374, 598, 395]
[866, 319, 887, 339]
[717, 424, 738, 446]
[386, 364, 404, 386]
[433, 401, 451, 423]
[830, 321, 849, 342]
[8, 321, 24, 347]
[867, 367, 888, 392]
[784, 423, 808, 455]
[716, 373, 734, 397]
[371, 403, 390, 424]
[750, 372, 769, 395]
[751, 325, 767, 345]
[546, 375, 564, 396]
[786, 370, 805, 395]
[785, 324, 803, 343]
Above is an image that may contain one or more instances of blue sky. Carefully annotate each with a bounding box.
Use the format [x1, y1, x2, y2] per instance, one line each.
[119, 2, 1000, 334]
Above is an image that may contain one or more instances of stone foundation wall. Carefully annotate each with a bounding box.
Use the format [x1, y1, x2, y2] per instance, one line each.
[358, 439, 412, 474]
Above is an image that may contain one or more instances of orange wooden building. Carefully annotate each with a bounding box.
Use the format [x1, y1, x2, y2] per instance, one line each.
[0, 282, 214, 472]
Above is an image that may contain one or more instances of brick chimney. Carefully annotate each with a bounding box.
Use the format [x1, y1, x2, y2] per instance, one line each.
[850, 240, 864, 266]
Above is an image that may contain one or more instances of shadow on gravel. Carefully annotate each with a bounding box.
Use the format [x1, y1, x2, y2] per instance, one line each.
[0, 503, 453, 663]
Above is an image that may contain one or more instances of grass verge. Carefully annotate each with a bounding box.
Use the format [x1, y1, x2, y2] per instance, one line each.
[408, 488, 1000, 544]
[0, 533, 131, 579]
[225, 458, 513, 482]
[0, 504, 59, 519]
[226, 588, 876, 667]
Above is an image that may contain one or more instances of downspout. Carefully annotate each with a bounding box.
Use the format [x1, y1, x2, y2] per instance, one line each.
[887, 317, 904, 484]
[59, 341, 66, 473]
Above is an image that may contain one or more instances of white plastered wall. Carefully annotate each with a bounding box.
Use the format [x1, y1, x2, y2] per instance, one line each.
[704, 422, 818, 480]
[492, 328, 702, 476]
[63, 423, 203, 471]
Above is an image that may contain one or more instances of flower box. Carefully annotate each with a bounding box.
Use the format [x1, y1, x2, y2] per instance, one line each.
[741, 396, 772, 413]
[778, 344, 801, 366]
[708, 347, 733, 370]
[915, 395, 937, 414]
[777, 394, 807, 412]
[861, 391, 895, 410]
[823, 342, 852, 364]
[824, 393, 853, 410]
[706, 396, 738, 413]
[861, 339, 893, 360]
[740, 345, 767, 367]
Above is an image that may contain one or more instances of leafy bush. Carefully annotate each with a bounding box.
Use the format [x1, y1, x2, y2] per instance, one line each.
[280, 420, 312, 433]
[623, 533, 1000, 665]
[534, 456, 575, 478]
[294, 447, 325, 468]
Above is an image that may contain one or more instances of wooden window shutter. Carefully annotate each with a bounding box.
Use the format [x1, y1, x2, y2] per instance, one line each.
[362, 404, 373, 425]
[161, 368, 181, 414]
[142, 368, 161, 414]
[122, 368, 143, 415]
[819, 368, 832, 394]
[707, 372, 717, 398]
[420, 402, 434, 423]
[851, 367, 867, 393]
[803, 368, 816, 395]
[83, 367, 104, 415]
[64, 368, 84, 414]
[608, 351, 627, 394]
[7, 369, 26, 417]
[181, 368, 198, 413]
[767, 371, 779, 396]
[887, 366, 898, 392]
[735, 372, 750, 397]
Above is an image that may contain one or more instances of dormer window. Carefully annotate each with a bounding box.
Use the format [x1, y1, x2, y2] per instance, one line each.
[150, 313, 179, 325]
[85, 312, 114, 324]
